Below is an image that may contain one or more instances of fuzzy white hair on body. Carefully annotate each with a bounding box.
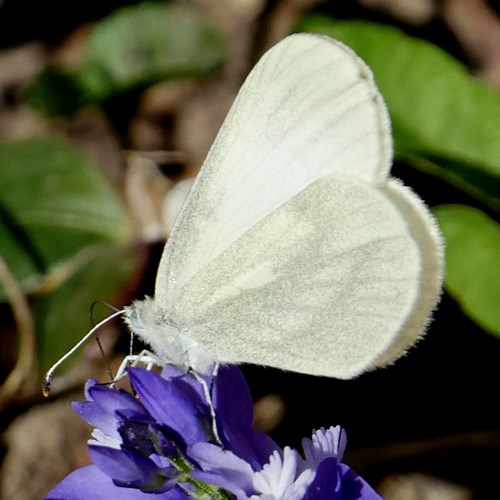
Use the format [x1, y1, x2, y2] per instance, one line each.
[124, 297, 216, 373]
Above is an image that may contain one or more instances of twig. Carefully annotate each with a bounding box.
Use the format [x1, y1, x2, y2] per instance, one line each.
[0, 256, 37, 409]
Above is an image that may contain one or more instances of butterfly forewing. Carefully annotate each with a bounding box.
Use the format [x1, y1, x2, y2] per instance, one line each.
[155, 34, 392, 303]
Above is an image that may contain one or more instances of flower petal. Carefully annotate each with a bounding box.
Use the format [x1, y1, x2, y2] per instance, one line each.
[161, 365, 212, 403]
[213, 366, 253, 430]
[73, 383, 148, 440]
[44, 465, 151, 499]
[222, 426, 280, 472]
[89, 444, 170, 491]
[303, 458, 382, 500]
[128, 368, 207, 445]
[302, 426, 346, 466]
[303, 457, 340, 499]
[189, 442, 255, 497]
[213, 366, 279, 468]
[338, 463, 382, 500]
[252, 447, 314, 500]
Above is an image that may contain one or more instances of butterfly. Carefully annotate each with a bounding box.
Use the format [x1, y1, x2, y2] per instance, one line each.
[123, 33, 443, 379]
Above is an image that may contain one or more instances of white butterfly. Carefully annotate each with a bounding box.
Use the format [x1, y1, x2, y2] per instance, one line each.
[125, 33, 443, 379]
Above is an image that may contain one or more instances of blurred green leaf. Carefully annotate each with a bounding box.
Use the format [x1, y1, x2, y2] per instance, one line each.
[79, 2, 225, 99]
[29, 2, 225, 115]
[400, 152, 500, 211]
[28, 68, 88, 117]
[0, 137, 130, 299]
[434, 205, 500, 337]
[35, 243, 138, 373]
[297, 16, 500, 208]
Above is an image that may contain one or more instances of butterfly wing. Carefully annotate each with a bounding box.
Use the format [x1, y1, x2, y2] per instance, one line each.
[140, 33, 443, 376]
[370, 179, 443, 368]
[155, 33, 392, 304]
[167, 176, 441, 377]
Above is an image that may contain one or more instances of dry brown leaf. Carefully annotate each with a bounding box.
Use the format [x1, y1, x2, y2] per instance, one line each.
[0, 396, 91, 500]
[442, 0, 500, 88]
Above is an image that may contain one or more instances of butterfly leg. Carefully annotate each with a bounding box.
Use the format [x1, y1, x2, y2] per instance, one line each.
[190, 363, 222, 446]
[112, 349, 162, 386]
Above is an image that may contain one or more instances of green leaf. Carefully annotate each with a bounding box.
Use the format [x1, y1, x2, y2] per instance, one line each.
[76, 2, 224, 101]
[29, 3, 225, 116]
[35, 243, 138, 373]
[77, 2, 225, 101]
[296, 16, 500, 207]
[434, 205, 500, 337]
[399, 152, 500, 211]
[27, 68, 88, 117]
[0, 137, 130, 299]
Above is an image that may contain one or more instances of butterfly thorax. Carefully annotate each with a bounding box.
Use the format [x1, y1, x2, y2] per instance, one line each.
[124, 298, 214, 373]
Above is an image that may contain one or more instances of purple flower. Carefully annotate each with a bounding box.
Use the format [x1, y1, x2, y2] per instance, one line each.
[45, 366, 381, 499]
[301, 427, 381, 500]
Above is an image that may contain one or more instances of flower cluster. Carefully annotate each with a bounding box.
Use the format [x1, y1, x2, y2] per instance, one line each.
[45, 365, 381, 499]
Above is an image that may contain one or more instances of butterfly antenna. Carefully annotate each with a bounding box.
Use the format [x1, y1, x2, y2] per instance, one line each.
[191, 365, 222, 446]
[94, 336, 114, 384]
[90, 300, 120, 321]
[42, 309, 124, 397]
[89, 301, 121, 383]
